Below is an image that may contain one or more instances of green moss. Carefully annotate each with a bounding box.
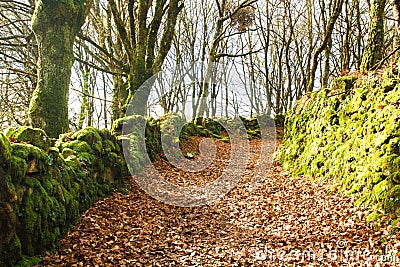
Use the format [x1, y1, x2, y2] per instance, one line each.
[111, 115, 146, 135]
[61, 147, 76, 159]
[99, 128, 114, 140]
[366, 212, 384, 222]
[1, 235, 22, 266]
[107, 152, 119, 164]
[42, 178, 60, 197]
[64, 155, 80, 168]
[280, 71, 400, 218]
[220, 136, 230, 143]
[247, 129, 261, 139]
[10, 156, 28, 183]
[10, 144, 50, 175]
[391, 218, 400, 229]
[145, 117, 161, 160]
[386, 185, 400, 214]
[103, 139, 116, 152]
[76, 152, 95, 165]
[0, 132, 11, 165]
[11, 143, 47, 161]
[19, 178, 52, 254]
[8, 126, 51, 151]
[62, 140, 92, 154]
[71, 127, 102, 153]
[203, 118, 222, 135]
[381, 67, 400, 92]
[0, 125, 129, 265]
[4, 126, 18, 138]
[371, 180, 389, 202]
[331, 76, 358, 91]
[14, 255, 42, 267]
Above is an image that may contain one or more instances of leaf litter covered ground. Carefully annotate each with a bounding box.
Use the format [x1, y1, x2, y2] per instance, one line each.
[39, 137, 400, 266]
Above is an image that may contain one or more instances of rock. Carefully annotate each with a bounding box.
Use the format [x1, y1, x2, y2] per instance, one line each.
[7, 126, 51, 151]
[71, 127, 102, 153]
[279, 71, 400, 215]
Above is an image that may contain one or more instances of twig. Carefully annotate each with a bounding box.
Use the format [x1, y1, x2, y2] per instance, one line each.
[70, 87, 114, 103]
[372, 45, 400, 70]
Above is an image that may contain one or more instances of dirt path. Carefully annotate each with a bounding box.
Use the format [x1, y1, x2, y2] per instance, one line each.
[39, 138, 400, 266]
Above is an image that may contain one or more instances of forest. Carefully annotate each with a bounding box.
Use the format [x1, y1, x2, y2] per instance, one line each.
[2, 0, 400, 266]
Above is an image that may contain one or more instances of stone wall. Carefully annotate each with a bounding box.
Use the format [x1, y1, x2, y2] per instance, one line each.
[0, 126, 128, 266]
[0, 114, 272, 266]
[279, 68, 400, 222]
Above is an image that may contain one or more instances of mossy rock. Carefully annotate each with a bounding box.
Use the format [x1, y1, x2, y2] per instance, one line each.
[76, 152, 95, 166]
[99, 128, 114, 141]
[247, 129, 261, 139]
[7, 126, 51, 151]
[0, 125, 129, 265]
[381, 68, 400, 93]
[331, 76, 358, 92]
[112, 115, 147, 135]
[0, 235, 22, 267]
[61, 147, 76, 159]
[102, 139, 116, 153]
[47, 148, 65, 168]
[386, 185, 400, 215]
[64, 155, 81, 168]
[0, 132, 11, 166]
[203, 118, 222, 135]
[71, 127, 102, 153]
[279, 69, 400, 217]
[18, 177, 53, 255]
[62, 140, 93, 154]
[0, 169, 20, 266]
[256, 114, 275, 128]
[145, 118, 162, 160]
[9, 156, 28, 184]
[11, 143, 47, 160]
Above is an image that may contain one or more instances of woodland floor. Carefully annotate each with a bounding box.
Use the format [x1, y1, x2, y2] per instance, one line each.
[38, 136, 400, 266]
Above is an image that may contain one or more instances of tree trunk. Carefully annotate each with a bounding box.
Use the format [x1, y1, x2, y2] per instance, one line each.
[122, 0, 183, 115]
[393, 0, 400, 61]
[307, 0, 343, 92]
[111, 75, 129, 123]
[360, 0, 387, 72]
[78, 66, 90, 129]
[29, 0, 91, 137]
[322, 36, 332, 88]
[196, 0, 227, 119]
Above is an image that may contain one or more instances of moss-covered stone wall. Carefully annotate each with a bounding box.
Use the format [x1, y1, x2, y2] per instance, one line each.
[0, 114, 273, 266]
[279, 68, 400, 220]
[0, 126, 129, 266]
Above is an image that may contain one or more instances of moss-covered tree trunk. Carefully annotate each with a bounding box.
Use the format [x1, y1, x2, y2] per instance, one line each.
[108, 0, 183, 116]
[111, 75, 129, 123]
[129, 0, 182, 115]
[360, 0, 386, 72]
[29, 0, 92, 137]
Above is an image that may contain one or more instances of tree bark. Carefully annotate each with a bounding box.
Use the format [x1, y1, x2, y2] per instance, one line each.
[29, 0, 92, 137]
[393, 0, 400, 61]
[111, 75, 129, 122]
[109, 0, 183, 116]
[360, 0, 387, 72]
[307, 0, 343, 92]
